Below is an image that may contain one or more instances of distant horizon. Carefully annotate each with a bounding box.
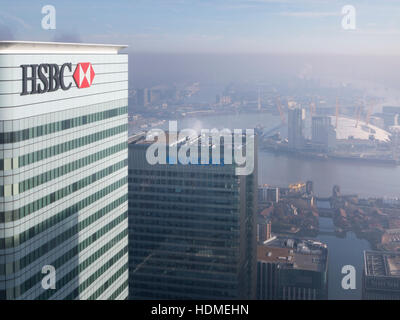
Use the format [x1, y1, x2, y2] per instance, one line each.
[2, 0, 400, 55]
[2, 1, 400, 99]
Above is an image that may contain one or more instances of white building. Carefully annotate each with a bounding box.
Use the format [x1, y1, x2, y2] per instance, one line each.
[0, 41, 128, 299]
[332, 116, 391, 142]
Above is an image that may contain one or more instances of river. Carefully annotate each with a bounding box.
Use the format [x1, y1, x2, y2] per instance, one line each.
[316, 217, 370, 299]
[160, 112, 400, 198]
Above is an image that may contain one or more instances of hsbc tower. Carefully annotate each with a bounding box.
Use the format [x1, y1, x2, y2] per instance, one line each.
[0, 41, 128, 299]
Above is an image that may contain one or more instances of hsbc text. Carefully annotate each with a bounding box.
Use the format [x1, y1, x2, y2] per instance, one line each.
[20, 63, 72, 95]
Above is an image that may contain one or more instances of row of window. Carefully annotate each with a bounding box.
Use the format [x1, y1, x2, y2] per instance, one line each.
[129, 202, 237, 215]
[0, 159, 127, 222]
[0, 178, 126, 251]
[130, 248, 238, 269]
[129, 288, 233, 300]
[36, 231, 126, 300]
[130, 226, 239, 241]
[129, 193, 237, 207]
[88, 262, 128, 300]
[132, 243, 236, 259]
[64, 247, 128, 300]
[107, 279, 128, 300]
[0, 193, 127, 251]
[130, 210, 238, 224]
[366, 278, 400, 289]
[131, 255, 237, 275]
[1, 142, 126, 197]
[0, 105, 127, 144]
[133, 271, 237, 288]
[131, 279, 236, 299]
[8, 210, 126, 274]
[128, 177, 235, 189]
[20, 142, 126, 194]
[0, 123, 127, 171]
[78, 229, 127, 275]
[129, 169, 236, 180]
[130, 233, 235, 248]
[20, 213, 127, 300]
[128, 185, 237, 198]
[133, 217, 238, 232]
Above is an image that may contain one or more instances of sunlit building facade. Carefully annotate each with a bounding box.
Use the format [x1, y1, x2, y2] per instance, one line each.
[0, 41, 129, 299]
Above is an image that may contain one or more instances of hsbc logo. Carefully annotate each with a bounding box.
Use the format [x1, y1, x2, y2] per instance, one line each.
[20, 62, 95, 95]
[73, 63, 95, 89]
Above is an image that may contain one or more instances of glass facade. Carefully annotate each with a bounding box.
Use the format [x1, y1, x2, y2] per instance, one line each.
[0, 46, 129, 300]
[128, 138, 257, 299]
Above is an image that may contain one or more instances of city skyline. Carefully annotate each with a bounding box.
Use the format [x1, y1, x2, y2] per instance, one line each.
[2, 0, 400, 305]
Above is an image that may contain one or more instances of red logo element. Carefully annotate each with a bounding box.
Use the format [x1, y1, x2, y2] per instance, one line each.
[73, 62, 95, 88]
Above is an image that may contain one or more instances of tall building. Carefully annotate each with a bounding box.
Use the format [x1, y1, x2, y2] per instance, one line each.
[288, 107, 305, 150]
[258, 186, 279, 203]
[306, 181, 314, 195]
[363, 250, 400, 300]
[136, 88, 149, 107]
[379, 107, 400, 129]
[256, 215, 272, 243]
[0, 41, 129, 299]
[128, 132, 257, 299]
[149, 89, 162, 104]
[257, 237, 328, 300]
[311, 116, 336, 151]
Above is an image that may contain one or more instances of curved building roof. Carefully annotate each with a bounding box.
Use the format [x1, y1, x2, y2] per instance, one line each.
[330, 116, 391, 142]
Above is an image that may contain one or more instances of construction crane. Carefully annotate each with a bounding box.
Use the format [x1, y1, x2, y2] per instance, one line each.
[277, 97, 286, 125]
[335, 97, 340, 129]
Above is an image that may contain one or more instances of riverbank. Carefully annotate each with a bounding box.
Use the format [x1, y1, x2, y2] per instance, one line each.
[260, 144, 399, 167]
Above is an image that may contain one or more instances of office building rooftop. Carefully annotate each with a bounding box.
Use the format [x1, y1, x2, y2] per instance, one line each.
[128, 131, 254, 149]
[128, 132, 187, 146]
[258, 237, 328, 272]
[0, 40, 127, 53]
[364, 250, 400, 277]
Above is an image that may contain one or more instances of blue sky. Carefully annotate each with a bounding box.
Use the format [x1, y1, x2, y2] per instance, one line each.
[1, 0, 400, 54]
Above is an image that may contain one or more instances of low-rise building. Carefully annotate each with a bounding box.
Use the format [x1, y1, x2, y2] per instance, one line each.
[363, 250, 400, 300]
[257, 237, 328, 300]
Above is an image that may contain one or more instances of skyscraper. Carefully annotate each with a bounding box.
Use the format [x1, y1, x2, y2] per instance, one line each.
[128, 132, 257, 299]
[288, 107, 305, 150]
[136, 88, 149, 107]
[0, 41, 129, 299]
[256, 215, 272, 243]
[312, 116, 336, 151]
